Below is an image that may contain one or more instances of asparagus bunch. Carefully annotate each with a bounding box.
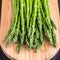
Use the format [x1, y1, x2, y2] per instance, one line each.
[41, 0, 56, 46]
[3, 0, 57, 53]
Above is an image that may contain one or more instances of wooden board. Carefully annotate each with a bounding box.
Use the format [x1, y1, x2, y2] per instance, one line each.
[59, 15, 60, 39]
[0, 0, 60, 60]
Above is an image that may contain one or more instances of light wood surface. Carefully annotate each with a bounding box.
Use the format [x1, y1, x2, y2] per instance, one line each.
[0, 0, 60, 60]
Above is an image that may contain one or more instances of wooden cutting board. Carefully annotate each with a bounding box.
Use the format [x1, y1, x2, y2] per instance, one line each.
[0, 0, 60, 60]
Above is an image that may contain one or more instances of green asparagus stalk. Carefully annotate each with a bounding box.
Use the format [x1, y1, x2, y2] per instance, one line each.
[20, 0, 25, 44]
[25, 0, 30, 46]
[51, 28, 56, 47]
[13, 17, 20, 43]
[3, 0, 16, 42]
[39, 0, 51, 30]
[29, 0, 37, 49]
[29, 0, 33, 16]
[43, 23, 54, 45]
[37, 0, 44, 43]
[46, 0, 56, 29]
[3, 0, 18, 44]
[12, 0, 20, 43]
[42, 0, 56, 46]
[41, 0, 56, 29]
[17, 32, 22, 53]
[26, 0, 29, 27]
[28, 0, 33, 37]
[34, 0, 45, 51]
[6, 0, 19, 47]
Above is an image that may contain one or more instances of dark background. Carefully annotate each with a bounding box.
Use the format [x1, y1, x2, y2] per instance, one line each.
[0, 0, 60, 60]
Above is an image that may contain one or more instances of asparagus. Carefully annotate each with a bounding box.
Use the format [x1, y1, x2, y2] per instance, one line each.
[32, 20, 40, 49]
[3, 0, 16, 42]
[12, 0, 20, 43]
[37, 0, 44, 43]
[51, 28, 56, 47]
[41, 0, 56, 29]
[29, 0, 33, 16]
[17, 32, 22, 53]
[7, 0, 20, 47]
[25, 0, 30, 46]
[46, 0, 56, 29]
[34, 0, 45, 51]
[28, 0, 33, 36]
[13, 17, 20, 43]
[38, 1, 50, 31]
[34, 23, 44, 52]
[40, 0, 56, 46]
[3, 0, 18, 46]
[29, 0, 37, 49]
[26, 0, 29, 27]
[3, 0, 57, 53]
[20, 0, 25, 44]
[33, 24, 45, 52]
[42, 23, 54, 45]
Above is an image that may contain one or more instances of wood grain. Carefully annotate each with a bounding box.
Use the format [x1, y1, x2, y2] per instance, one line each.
[0, 0, 60, 60]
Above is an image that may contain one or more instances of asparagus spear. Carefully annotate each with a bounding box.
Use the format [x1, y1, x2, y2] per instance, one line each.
[39, 0, 51, 30]
[3, 0, 16, 42]
[41, 0, 56, 29]
[37, 0, 44, 43]
[29, 0, 37, 49]
[13, 16, 20, 43]
[12, 0, 20, 43]
[51, 28, 56, 47]
[43, 0, 56, 45]
[42, 23, 54, 45]
[3, 0, 18, 45]
[25, 0, 30, 46]
[6, 0, 19, 47]
[20, 0, 25, 44]
[29, 0, 33, 16]
[26, 0, 29, 27]
[33, 23, 45, 52]
[34, 0, 45, 51]
[46, 0, 56, 30]
[17, 31, 23, 53]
